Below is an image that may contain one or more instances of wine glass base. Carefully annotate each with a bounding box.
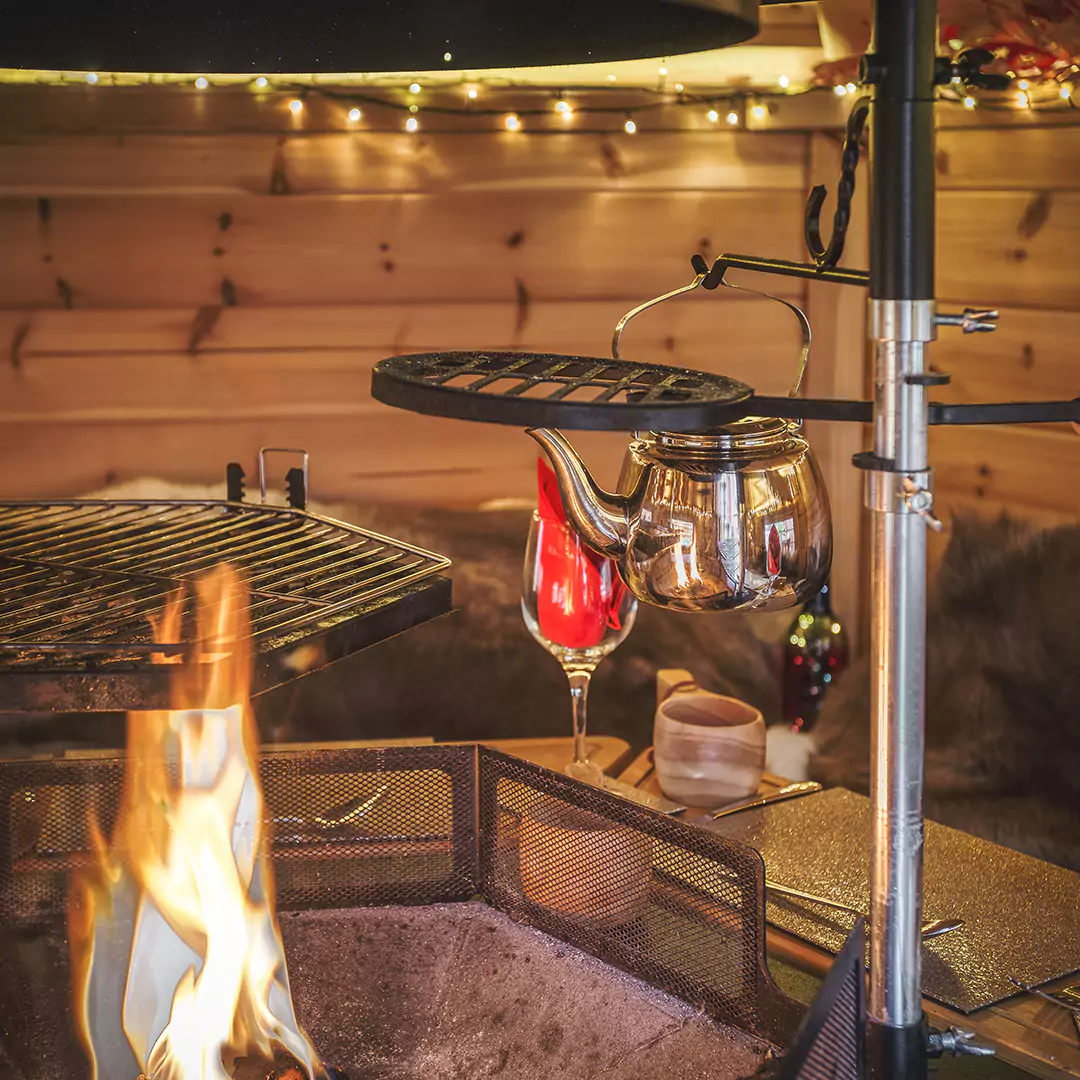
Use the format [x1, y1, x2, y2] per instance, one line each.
[565, 760, 604, 786]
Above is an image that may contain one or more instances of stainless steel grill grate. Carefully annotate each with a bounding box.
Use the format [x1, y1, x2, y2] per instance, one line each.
[0, 500, 452, 711]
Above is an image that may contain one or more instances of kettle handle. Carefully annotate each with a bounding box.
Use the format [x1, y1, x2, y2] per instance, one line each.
[611, 270, 811, 399]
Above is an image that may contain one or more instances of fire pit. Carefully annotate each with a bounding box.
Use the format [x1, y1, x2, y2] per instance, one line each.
[0, 744, 805, 1079]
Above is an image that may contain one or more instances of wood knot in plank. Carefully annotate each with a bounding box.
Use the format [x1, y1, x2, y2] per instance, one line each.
[1016, 192, 1051, 241]
[188, 305, 223, 354]
[598, 140, 625, 178]
[506, 230, 526, 249]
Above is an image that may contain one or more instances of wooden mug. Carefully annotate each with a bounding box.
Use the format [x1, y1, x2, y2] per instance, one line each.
[520, 801, 651, 927]
[653, 681, 766, 808]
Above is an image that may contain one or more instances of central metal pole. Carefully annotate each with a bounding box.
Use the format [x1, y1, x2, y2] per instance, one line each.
[865, 0, 937, 1076]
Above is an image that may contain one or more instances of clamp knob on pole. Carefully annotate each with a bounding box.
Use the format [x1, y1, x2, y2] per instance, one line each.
[937, 48, 1013, 91]
[935, 308, 998, 334]
[902, 479, 944, 532]
[926, 1028, 996, 1058]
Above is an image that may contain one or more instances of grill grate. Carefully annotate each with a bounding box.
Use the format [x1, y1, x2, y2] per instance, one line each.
[0, 500, 451, 711]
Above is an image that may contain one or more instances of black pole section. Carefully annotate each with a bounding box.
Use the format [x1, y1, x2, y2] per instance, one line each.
[869, 0, 937, 301]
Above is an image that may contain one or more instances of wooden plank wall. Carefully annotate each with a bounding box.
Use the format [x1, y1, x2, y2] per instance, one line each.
[932, 123, 1080, 573]
[9, 86, 1077, 628]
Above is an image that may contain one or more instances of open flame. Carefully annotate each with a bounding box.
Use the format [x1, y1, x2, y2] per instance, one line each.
[68, 566, 321, 1080]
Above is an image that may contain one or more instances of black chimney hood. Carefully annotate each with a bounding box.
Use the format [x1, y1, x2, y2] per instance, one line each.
[1, 0, 773, 74]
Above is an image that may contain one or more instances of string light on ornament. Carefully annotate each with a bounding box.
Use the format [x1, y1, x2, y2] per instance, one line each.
[255, 77, 268, 88]
[674, 82, 684, 93]
[409, 82, 422, 94]
[348, 107, 362, 122]
[845, 82, 857, 94]
[658, 66, 668, 76]
[86, 72, 98, 84]
[778, 75, 790, 89]
[727, 108, 740, 126]
[963, 95, 976, 109]
[288, 98, 304, 114]
[1062, 84, 1073, 100]
[624, 115, 637, 134]
[750, 101, 767, 121]
[707, 108, 719, 123]
[835, 84, 849, 96]
[405, 116, 419, 133]
[554, 96, 571, 114]
[194, 76, 209, 89]
[1018, 79, 1030, 90]
[504, 112, 522, 131]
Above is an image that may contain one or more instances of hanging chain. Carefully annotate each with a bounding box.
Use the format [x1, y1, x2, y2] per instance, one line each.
[804, 95, 871, 269]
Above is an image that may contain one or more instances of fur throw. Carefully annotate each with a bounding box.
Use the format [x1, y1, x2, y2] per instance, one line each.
[810, 514, 1080, 869]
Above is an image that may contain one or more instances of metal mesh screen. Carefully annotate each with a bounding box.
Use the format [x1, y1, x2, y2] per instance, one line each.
[477, 747, 801, 1046]
[0, 744, 802, 1049]
[0, 745, 477, 925]
[775, 921, 866, 1080]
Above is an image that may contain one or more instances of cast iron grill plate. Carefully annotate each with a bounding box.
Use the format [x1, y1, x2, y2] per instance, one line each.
[371, 351, 755, 432]
[0, 500, 451, 712]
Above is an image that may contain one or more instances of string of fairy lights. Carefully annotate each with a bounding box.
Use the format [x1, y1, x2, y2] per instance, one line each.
[32, 61, 1080, 133]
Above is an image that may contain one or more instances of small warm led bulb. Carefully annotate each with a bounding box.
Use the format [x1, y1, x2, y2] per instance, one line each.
[86, 72, 98, 84]
[751, 103, 766, 120]
[194, 76, 208, 89]
[409, 82, 421, 94]
[467, 87, 478, 99]
[707, 109, 719, 123]
[658, 66, 668, 76]
[1062, 84, 1073, 99]
[834, 84, 848, 96]
[289, 99, 304, 114]
[674, 82, 684, 93]
[255, 76, 268, 88]
[405, 116, 419, 133]
[1016, 89, 1028, 103]
[845, 82, 857, 93]
[560, 106, 574, 120]
[504, 113, 522, 131]
[726, 110, 739, 125]
[606, 73, 617, 82]
[443, 52, 452, 62]
[624, 118, 637, 134]
[348, 108, 361, 122]
[778, 75, 790, 88]
[408, 103, 419, 113]
[1018, 79, 1030, 90]
[554, 99, 570, 113]
[963, 95, 976, 109]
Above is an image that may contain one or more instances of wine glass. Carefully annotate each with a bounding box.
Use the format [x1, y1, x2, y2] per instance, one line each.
[522, 510, 639, 785]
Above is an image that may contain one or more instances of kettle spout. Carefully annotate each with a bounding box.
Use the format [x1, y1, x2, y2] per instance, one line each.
[526, 428, 629, 558]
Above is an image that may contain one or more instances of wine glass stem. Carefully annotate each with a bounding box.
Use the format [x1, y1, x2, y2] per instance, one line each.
[565, 666, 595, 767]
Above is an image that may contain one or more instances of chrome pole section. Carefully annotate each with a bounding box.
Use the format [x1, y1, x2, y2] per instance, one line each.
[864, 0, 939, 1075]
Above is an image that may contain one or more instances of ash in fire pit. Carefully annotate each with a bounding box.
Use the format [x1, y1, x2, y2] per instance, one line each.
[0, 902, 771, 1080]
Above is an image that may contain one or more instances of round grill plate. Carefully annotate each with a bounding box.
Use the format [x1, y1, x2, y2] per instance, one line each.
[371, 352, 755, 432]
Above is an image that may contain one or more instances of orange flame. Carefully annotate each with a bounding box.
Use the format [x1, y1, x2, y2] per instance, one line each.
[69, 566, 320, 1080]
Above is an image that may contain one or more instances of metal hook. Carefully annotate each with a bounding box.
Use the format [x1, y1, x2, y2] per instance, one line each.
[805, 95, 871, 268]
[611, 271, 706, 361]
